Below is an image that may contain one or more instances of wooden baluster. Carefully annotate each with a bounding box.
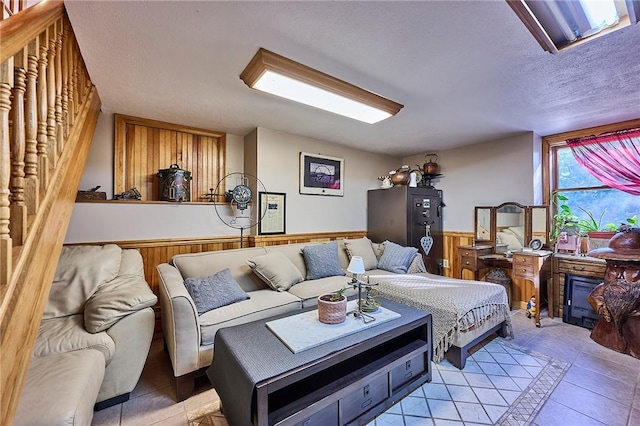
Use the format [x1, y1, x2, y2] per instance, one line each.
[61, 22, 69, 138]
[25, 39, 39, 215]
[46, 22, 57, 167]
[66, 35, 75, 127]
[37, 30, 49, 192]
[54, 19, 63, 153]
[10, 50, 27, 246]
[0, 59, 14, 288]
[72, 45, 78, 119]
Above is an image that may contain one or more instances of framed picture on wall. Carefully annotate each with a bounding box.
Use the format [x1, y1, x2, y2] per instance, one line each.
[258, 192, 286, 235]
[299, 152, 344, 196]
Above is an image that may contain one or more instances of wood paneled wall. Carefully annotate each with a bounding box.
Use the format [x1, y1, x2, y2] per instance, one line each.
[114, 114, 226, 202]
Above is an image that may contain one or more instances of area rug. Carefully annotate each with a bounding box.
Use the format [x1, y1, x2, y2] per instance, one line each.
[187, 337, 568, 426]
[494, 340, 569, 425]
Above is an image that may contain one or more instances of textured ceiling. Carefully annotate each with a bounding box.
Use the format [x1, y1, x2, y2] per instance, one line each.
[65, 1, 640, 156]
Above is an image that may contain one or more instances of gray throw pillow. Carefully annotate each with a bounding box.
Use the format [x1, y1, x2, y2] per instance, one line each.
[378, 241, 419, 274]
[183, 268, 249, 315]
[302, 241, 345, 280]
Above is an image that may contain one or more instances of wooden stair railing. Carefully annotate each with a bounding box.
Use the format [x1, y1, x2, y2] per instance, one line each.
[0, 1, 101, 423]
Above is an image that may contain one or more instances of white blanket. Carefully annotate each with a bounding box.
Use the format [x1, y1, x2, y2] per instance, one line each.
[369, 274, 513, 362]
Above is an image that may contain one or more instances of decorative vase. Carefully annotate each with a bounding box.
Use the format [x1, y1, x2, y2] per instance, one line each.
[317, 294, 347, 324]
[390, 166, 411, 186]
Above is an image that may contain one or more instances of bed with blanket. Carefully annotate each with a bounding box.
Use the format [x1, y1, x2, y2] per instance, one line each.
[367, 273, 513, 369]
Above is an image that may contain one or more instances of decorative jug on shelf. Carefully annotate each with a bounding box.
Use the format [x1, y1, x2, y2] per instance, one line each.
[422, 154, 440, 175]
[157, 164, 192, 202]
[390, 165, 411, 186]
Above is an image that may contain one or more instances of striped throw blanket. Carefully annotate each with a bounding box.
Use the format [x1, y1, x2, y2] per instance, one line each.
[369, 274, 513, 362]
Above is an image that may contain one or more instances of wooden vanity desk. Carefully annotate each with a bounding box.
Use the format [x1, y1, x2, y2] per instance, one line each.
[512, 250, 553, 327]
[457, 246, 553, 327]
[458, 245, 493, 279]
[463, 202, 552, 326]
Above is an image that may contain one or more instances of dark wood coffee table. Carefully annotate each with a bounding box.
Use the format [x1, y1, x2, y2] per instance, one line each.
[207, 298, 432, 426]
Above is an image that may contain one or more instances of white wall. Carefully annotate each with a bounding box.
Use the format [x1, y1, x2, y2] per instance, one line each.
[403, 132, 541, 232]
[252, 128, 400, 233]
[66, 115, 401, 242]
[66, 112, 247, 243]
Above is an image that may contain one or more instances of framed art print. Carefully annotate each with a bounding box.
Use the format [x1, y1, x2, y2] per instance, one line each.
[258, 192, 286, 235]
[299, 152, 344, 196]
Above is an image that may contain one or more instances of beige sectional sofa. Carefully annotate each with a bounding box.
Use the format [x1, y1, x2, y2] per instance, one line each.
[157, 238, 426, 400]
[15, 245, 158, 426]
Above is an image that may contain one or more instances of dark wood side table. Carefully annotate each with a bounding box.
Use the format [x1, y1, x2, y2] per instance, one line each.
[457, 245, 493, 279]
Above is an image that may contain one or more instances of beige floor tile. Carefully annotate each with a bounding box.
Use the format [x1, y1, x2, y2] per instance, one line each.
[89, 309, 640, 426]
[121, 385, 185, 426]
[91, 403, 121, 426]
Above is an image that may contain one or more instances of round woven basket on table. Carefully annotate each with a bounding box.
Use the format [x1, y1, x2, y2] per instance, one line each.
[317, 295, 347, 324]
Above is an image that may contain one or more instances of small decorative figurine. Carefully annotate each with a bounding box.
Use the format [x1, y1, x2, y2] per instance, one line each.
[378, 176, 393, 189]
[526, 295, 536, 319]
[114, 187, 142, 200]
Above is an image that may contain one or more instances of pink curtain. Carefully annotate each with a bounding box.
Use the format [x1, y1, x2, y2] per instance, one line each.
[567, 128, 640, 196]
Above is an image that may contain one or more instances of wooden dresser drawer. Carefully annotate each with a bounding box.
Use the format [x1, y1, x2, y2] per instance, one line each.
[557, 258, 605, 277]
[460, 256, 479, 270]
[513, 254, 534, 279]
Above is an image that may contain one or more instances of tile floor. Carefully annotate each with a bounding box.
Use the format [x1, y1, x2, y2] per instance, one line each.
[92, 310, 640, 426]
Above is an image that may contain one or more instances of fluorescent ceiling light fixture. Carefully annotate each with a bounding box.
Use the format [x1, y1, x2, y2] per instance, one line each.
[240, 48, 403, 124]
[507, 0, 640, 53]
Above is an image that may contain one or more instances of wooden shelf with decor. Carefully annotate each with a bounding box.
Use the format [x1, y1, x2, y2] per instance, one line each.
[75, 199, 234, 206]
[114, 114, 226, 203]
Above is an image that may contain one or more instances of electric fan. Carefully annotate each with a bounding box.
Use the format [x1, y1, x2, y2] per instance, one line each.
[213, 173, 267, 247]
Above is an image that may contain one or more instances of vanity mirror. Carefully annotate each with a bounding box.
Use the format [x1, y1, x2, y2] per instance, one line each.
[475, 207, 493, 242]
[473, 202, 549, 250]
[529, 205, 549, 248]
[496, 202, 526, 251]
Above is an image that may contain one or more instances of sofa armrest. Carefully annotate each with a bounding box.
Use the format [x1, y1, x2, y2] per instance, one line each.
[101, 308, 155, 403]
[157, 263, 202, 377]
[84, 275, 158, 333]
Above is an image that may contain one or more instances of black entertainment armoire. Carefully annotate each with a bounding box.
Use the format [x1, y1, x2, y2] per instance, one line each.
[367, 186, 444, 274]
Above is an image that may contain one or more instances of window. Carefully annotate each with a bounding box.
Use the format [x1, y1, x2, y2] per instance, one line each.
[544, 119, 640, 232]
[507, 0, 640, 53]
[552, 145, 638, 227]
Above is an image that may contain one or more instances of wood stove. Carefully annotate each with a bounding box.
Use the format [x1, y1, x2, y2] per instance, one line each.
[563, 274, 601, 329]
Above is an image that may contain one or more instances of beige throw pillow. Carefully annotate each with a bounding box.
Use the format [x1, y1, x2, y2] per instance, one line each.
[344, 237, 378, 270]
[247, 251, 304, 291]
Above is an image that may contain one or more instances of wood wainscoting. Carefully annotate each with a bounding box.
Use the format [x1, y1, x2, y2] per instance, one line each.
[70, 229, 533, 339]
[68, 230, 366, 338]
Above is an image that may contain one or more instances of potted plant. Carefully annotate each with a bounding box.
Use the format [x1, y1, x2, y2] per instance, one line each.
[317, 287, 348, 324]
[550, 193, 579, 244]
[578, 209, 638, 238]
